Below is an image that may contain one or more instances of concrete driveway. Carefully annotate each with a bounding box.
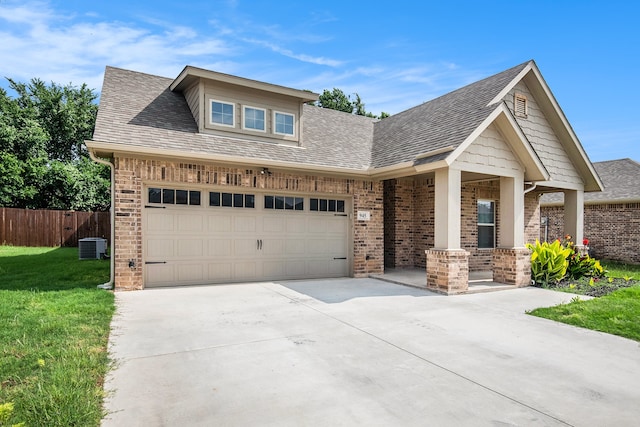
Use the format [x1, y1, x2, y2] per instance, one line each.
[102, 279, 640, 426]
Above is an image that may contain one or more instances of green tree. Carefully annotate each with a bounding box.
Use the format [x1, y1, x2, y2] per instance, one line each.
[0, 78, 109, 211]
[316, 88, 389, 119]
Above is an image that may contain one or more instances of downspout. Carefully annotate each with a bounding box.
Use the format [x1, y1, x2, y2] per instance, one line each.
[524, 181, 538, 194]
[89, 150, 115, 290]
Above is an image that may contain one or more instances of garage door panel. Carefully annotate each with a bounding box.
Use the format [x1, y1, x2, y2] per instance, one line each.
[234, 216, 256, 232]
[177, 214, 203, 232]
[208, 239, 231, 256]
[146, 263, 175, 285]
[308, 218, 327, 233]
[209, 215, 231, 232]
[263, 261, 284, 279]
[284, 239, 305, 254]
[177, 239, 203, 257]
[177, 264, 203, 283]
[147, 239, 174, 258]
[285, 217, 305, 233]
[144, 193, 350, 287]
[235, 239, 257, 256]
[147, 212, 175, 232]
[208, 263, 232, 281]
[263, 217, 284, 232]
[234, 262, 257, 280]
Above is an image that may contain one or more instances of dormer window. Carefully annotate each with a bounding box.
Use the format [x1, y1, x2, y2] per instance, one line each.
[274, 111, 295, 136]
[514, 93, 528, 118]
[243, 106, 266, 132]
[211, 100, 235, 127]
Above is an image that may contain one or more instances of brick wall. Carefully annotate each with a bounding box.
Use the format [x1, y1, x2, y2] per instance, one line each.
[114, 156, 384, 290]
[541, 203, 640, 264]
[384, 178, 540, 273]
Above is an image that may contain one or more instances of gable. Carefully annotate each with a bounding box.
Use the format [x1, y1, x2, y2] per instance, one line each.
[452, 123, 522, 175]
[503, 81, 583, 186]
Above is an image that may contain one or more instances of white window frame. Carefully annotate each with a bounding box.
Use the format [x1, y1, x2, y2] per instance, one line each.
[243, 105, 266, 132]
[273, 111, 295, 136]
[210, 99, 235, 128]
[477, 199, 496, 249]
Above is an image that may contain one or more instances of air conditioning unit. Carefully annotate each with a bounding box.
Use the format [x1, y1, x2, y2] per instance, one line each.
[79, 237, 108, 260]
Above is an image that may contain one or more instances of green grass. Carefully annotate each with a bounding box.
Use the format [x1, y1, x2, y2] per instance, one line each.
[0, 246, 114, 427]
[529, 260, 640, 342]
[602, 260, 640, 280]
[529, 286, 640, 341]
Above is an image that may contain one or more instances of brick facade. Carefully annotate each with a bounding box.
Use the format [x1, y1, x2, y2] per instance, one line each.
[113, 156, 383, 290]
[426, 249, 470, 294]
[541, 203, 640, 264]
[493, 248, 531, 286]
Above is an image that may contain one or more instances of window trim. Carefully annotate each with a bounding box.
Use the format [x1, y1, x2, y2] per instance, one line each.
[477, 199, 496, 249]
[243, 105, 267, 132]
[210, 99, 235, 128]
[273, 111, 295, 136]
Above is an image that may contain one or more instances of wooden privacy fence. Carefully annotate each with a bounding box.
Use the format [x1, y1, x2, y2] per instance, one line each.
[0, 208, 111, 247]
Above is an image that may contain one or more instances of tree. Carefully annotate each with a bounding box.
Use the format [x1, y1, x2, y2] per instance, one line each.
[0, 78, 109, 211]
[315, 88, 389, 119]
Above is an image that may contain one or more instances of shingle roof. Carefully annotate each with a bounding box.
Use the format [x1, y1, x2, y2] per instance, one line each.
[540, 158, 640, 204]
[371, 61, 530, 168]
[93, 66, 376, 171]
[92, 62, 533, 172]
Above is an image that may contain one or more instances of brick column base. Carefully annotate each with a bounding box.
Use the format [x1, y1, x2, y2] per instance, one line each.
[493, 248, 531, 287]
[425, 249, 470, 295]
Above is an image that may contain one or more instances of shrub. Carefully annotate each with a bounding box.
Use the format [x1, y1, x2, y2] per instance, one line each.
[526, 239, 572, 286]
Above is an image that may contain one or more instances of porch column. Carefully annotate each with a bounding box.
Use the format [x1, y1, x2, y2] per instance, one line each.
[493, 175, 530, 287]
[426, 167, 469, 294]
[564, 189, 584, 248]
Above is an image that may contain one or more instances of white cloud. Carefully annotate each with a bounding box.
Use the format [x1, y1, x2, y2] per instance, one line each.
[0, 1, 232, 91]
[242, 38, 343, 67]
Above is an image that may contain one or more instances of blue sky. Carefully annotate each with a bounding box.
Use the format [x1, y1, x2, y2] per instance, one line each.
[1, 0, 637, 162]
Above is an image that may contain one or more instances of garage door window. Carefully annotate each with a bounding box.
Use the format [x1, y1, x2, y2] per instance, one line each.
[264, 195, 304, 210]
[148, 188, 201, 206]
[209, 192, 255, 208]
[310, 198, 345, 213]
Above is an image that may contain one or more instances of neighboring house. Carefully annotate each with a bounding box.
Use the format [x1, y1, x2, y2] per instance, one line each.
[86, 60, 603, 293]
[541, 158, 640, 264]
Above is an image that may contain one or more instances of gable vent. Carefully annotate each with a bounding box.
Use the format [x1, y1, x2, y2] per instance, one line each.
[514, 93, 528, 118]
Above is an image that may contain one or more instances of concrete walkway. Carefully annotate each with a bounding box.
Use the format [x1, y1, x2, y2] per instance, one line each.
[102, 279, 640, 426]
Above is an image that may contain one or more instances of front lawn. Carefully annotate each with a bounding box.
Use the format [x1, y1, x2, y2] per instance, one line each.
[529, 261, 640, 341]
[0, 246, 114, 427]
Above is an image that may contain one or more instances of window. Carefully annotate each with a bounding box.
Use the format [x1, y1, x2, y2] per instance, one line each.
[209, 192, 255, 208]
[514, 93, 528, 118]
[211, 100, 235, 127]
[310, 198, 345, 213]
[148, 188, 201, 206]
[243, 106, 266, 131]
[264, 195, 304, 211]
[274, 111, 295, 135]
[477, 200, 495, 249]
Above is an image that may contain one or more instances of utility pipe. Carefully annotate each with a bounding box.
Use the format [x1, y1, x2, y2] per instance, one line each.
[89, 149, 115, 290]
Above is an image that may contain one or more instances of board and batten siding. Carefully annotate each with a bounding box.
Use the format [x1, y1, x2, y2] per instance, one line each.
[453, 123, 522, 173]
[183, 82, 201, 130]
[503, 81, 582, 185]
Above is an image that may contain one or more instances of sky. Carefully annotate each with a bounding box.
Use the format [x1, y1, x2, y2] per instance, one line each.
[0, 0, 638, 162]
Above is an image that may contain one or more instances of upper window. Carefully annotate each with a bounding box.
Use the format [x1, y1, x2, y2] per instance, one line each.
[274, 111, 295, 136]
[243, 106, 266, 132]
[310, 198, 345, 213]
[477, 200, 495, 249]
[148, 188, 201, 206]
[514, 93, 528, 118]
[211, 100, 235, 127]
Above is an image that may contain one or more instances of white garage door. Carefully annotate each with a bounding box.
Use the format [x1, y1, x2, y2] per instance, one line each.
[143, 187, 350, 287]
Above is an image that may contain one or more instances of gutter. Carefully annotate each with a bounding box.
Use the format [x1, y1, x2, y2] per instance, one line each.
[89, 149, 115, 290]
[524, 181, 538, 194]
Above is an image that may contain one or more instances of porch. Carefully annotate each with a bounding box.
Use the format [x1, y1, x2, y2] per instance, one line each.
[370, 268, 519, 294]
